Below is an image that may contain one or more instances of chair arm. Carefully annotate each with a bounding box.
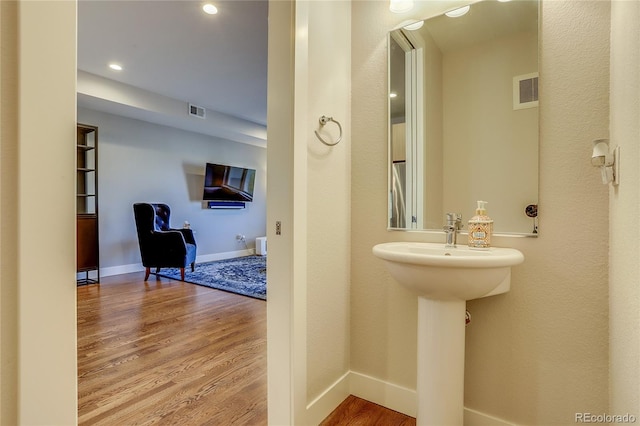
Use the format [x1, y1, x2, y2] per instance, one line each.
[150, 230, 188, 254]
[172, 228, 196, 245]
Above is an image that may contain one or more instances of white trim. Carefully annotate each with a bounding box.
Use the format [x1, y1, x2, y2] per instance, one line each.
[348, 370, 417, 417]
[464, 407, 516, 426]
[414, 46, 424, 229]
[99, 249, 255, 277]
[347, 371, 516, 425]
[99, 263, 144, 277]
[266, 0, 296, 423]
[404, 47, 415, 228]
[305, 372, 350, 425]
[195, 249, 255, 264]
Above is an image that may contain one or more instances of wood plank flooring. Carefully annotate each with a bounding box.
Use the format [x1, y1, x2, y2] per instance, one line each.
[320, 395, 415, 426]
[78, 272, 416, 425]
[77, 273, 267, 425]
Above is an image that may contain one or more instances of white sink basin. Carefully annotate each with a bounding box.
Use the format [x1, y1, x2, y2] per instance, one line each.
[372, 241, 525, 425]
[372, 242, 524, 301]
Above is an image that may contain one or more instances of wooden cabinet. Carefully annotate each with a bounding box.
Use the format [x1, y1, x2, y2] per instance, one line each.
[77, 124, 99, 284]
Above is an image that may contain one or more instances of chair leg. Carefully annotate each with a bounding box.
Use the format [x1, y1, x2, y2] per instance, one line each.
[144, 267, 150, 281]
[180, 267, 185, 281]
[156, 267, 160, 273]
[191, 262, 195, 272]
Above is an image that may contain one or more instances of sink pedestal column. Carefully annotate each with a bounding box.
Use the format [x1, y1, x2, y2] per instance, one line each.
[417, 298, 466, 426]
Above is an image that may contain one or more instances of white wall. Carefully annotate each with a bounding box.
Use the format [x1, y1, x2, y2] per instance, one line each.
[609, 0, 640, 417]
[266, 1, 352, 424]
[351, 1, 610, 423]
[1, 1, 78, 423]
[77, 108, 266, 275]
[78, 71, 267, 148]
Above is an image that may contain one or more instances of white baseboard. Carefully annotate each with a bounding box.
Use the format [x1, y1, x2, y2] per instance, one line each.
[464, 407, 515, 426]
[100, 249, 256, 278]
[305, 372, 350, 425]
[195, 249, 255, 263]
[346, 371, 515, 426]
[348, 370, 417, 417]
[100, 263, 145, 277]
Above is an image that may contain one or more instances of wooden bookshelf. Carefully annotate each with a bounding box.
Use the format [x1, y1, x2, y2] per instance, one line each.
[77, 124, 99, 284]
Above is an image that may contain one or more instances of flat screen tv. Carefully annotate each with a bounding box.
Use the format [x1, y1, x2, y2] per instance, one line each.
[202, 163, 256, 202]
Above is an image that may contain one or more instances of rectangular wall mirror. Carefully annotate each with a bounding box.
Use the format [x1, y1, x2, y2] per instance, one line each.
[388, 0, 539, 235]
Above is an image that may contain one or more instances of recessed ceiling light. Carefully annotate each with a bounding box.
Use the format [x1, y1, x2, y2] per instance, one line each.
[108, 63, 123, 71]
[202, 3, 218, 15]
[445, 5, 471, 18]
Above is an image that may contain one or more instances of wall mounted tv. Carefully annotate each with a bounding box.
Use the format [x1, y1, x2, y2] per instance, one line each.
[202, 163, 256, 202]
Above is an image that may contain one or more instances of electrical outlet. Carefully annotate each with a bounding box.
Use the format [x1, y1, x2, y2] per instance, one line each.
[236, 234, 246, 242]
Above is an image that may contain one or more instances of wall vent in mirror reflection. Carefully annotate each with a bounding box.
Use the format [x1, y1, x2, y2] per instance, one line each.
[514, 73, 539, 110]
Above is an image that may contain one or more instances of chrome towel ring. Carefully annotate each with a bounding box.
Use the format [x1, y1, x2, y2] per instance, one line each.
[314, 115, 342, 146]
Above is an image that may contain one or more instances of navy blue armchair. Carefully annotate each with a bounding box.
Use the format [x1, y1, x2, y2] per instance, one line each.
[133, 203, 196, 281]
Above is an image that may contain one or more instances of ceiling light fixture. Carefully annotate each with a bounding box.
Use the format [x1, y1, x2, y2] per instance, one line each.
[389, 0, 414, 14]
[404, 20, 424, 31]
[445, 5, 471, 18]
[202, 3, 218, 15]
[390, 92, 398, 98]
[108, 63, 123, 71]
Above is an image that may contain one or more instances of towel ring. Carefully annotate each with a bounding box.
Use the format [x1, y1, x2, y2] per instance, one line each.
[314, 115, 342, 146]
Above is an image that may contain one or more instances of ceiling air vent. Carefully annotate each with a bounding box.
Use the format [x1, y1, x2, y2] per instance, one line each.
[189, 103, 206, 119]
[513, 73, 539, 110]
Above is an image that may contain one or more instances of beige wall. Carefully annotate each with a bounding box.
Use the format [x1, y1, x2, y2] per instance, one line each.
[442, 31, 538, 233]
[609, 0, 640, 417]
[352, 1, 610, 423]
[0, 2, 19, 423]
[305, 0, 352, 409]
[423, 29, 444, 230]
[267, 1, 352, 424]
[1, 0, 78, 424]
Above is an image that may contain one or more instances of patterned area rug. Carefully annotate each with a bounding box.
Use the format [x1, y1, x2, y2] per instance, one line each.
[156, 255, 267, 300]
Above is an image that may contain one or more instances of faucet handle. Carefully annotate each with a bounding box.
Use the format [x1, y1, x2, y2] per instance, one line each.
[446, 212, 461, 221]
[446, 212, 463, 228]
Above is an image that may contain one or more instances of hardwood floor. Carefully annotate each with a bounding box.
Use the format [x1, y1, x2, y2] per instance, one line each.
[77, 273, 267, 425]
[78, 273, 416, 425]
[320, 395, 415, 426]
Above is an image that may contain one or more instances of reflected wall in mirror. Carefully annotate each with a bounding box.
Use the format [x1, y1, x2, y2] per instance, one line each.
[388, 0, 539, 235]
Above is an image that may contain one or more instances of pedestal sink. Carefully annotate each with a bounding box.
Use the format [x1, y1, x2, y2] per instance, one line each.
[372, 242, 524, 426]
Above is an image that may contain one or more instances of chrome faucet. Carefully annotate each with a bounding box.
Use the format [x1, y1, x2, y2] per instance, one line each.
[443, 213, 462, 248]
